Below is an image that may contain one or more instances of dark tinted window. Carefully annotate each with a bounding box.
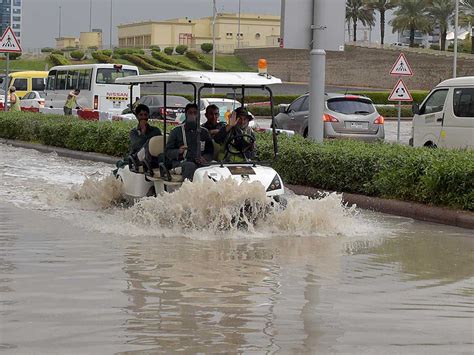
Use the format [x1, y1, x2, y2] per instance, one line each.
[96, 68, 138, 84]
[46, 70, 56, 91]
[289, 95, 306, 112]
[300, 96, 309, 111]
[78, 70, 92, 90]
[32, 77, 45, 91]
[23, 92, 32, 99]
[56, 71, 67, 90]
[453, 88, 474, 118]
[327, 98, 375, 115]
[13, 78, 27, 91]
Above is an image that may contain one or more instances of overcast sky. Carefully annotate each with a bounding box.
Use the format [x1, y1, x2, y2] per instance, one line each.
[21, 0, 397, 50]
[21, 0, 280, 49]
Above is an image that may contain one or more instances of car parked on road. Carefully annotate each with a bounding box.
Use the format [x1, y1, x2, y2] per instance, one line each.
[274, 93, 385, 141]
[20, 91, 46, 110]
[119, 95, 190, 121]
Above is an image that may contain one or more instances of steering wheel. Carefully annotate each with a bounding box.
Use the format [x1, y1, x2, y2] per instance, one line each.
[224, 133, 256, 156]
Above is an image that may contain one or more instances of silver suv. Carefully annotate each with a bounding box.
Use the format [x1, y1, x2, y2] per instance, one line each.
[274, 93, 385, 142]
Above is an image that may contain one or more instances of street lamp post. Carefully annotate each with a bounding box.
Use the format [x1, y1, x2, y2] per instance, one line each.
[237, 0, 241, 49]
[453, 0, 459, 78]
[109, 0, 113, 49]
[212, 0, 216, 72]
[58, 6, 62, 38]
[89, 0, 93, 32]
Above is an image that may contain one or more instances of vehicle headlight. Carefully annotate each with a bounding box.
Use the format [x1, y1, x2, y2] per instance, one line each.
[266, 174, 282, 192]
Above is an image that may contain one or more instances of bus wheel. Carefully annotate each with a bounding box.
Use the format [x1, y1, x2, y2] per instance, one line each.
[424, 142, 437, 148]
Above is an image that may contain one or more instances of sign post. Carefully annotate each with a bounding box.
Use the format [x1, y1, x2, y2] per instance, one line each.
[389, 53, 413, 143]
[0, 26, 22, 111]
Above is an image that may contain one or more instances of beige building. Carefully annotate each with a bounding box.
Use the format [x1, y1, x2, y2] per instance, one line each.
[117, 13, 280, 53]
[56, 30, 103, 50]
[56, 37, 79, 49]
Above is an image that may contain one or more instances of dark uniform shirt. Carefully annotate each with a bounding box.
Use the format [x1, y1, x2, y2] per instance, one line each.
[129, 124, 162, 155]
[166, 123, 214, 163]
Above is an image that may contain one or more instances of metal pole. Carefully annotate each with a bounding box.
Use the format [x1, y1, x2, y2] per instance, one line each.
[89, 0, 92, 32]
[397, 100, 401, 143]
[212, 0, 216, 72]
[308, 0, 325, 142]
[109, 0, 113, 49]
[4, 53, 9, 111]
[59, 6, 62, 38]
[212, 0, 217, 94]
[237, 0, 241, 49]
[453, 0, 459, 78]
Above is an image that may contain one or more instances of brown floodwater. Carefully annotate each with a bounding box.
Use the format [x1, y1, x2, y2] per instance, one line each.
[0, 143, 473, 354]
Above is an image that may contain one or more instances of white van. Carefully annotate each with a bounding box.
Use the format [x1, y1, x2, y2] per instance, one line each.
[411, 76, 473, 149]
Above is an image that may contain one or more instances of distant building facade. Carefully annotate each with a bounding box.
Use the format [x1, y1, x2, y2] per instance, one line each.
[56, 29, 103, 50]
[0, 0, 22, 42]
[117, 13, 280, 53]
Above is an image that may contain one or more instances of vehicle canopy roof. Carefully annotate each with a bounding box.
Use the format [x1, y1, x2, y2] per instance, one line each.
[115, 71, 282, 87]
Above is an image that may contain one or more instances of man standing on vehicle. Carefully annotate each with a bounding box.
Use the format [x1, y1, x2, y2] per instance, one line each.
[165, 103, 214, 181]
[202, 104, 225, 138]
[214, 107, 256, 161]
[63, 89, 81, 115]
[8, 87, 20, 112]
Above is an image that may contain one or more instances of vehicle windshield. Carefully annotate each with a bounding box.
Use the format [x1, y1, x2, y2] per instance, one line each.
[327, 98, 375, 115]
[96, 68, 138, 84]
[38, 92, 46, 99]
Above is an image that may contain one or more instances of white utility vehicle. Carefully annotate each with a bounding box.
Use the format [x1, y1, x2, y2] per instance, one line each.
[411, 76, 473, 149]
[113, 71, 285, 201]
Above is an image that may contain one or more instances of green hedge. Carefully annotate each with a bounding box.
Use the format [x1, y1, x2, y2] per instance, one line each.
[48, 53, 70, 66]
[151, 51, 198, 70]
[121, 54, 166, 72]
[91, 51, 113, 64]
[136, 54, 182, 71]
[0, 112, 472, 210]
[185, 50, 226, 71]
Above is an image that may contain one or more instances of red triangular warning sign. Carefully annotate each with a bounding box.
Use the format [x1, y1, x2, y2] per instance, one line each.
[388, 79, 413, 102]
[390, 53, 413, 76]
[0, 27, 22, 53]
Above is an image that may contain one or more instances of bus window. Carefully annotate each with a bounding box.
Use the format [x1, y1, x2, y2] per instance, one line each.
[78, 69, 92, 90]
[66, 71, 79, 90]
[56, 71, 68, 90]
[32, 78, 46, 91]
[13, 78, 27, 91]
[46, 70, 56, 91]
[96, 68, 138, 84]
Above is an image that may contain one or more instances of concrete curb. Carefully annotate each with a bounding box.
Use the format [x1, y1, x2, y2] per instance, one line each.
[1, 139, 472, 230]
[287, 184, 474, 230]
[0, 139, 119, 165]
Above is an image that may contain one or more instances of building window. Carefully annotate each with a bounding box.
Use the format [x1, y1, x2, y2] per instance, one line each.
[237, 33, 243, 38]
[179, 33, 192, 45]
[12, 23, 20, 29]
[12, 16, 20, 21]
[255, 33, 261, 39]
[13, 8, 20, 14]
[226, 32, 233, 38]
[13, 0, 21, 5]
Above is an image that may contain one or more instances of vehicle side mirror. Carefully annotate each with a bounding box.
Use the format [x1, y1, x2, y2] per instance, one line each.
[279, 104, 289, 114]
[412, 103, 420, 115]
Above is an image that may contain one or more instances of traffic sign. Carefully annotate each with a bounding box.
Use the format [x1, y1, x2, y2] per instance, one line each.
[390, 53, 413, 76]
[388, 79, 413, 102]
[0, 26, 22, 53]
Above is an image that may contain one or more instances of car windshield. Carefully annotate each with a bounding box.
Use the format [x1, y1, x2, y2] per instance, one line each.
[38, 92, 46, 99]
[327, 98, 375, 115]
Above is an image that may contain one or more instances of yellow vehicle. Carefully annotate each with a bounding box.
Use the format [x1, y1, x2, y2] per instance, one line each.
[7, 71, 48, 98]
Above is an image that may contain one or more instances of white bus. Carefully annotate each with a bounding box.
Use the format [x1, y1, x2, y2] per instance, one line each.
[44, 64, 140, 117]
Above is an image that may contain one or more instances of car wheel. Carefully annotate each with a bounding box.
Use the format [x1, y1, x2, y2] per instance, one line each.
[424, 142, 437, 148]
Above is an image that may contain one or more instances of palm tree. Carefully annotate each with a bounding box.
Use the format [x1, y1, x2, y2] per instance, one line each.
[459, 0, 474, 53]
[428, 0, 455, 51]
[364, 0, 398, 45]
[346, 0, 375, 42]
[390, 0, 433, 47]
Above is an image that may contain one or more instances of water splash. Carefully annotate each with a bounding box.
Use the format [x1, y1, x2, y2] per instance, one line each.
[69, 174, 124, 210]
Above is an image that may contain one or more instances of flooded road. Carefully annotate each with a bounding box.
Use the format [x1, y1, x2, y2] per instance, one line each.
[0, 143, 472, 354]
